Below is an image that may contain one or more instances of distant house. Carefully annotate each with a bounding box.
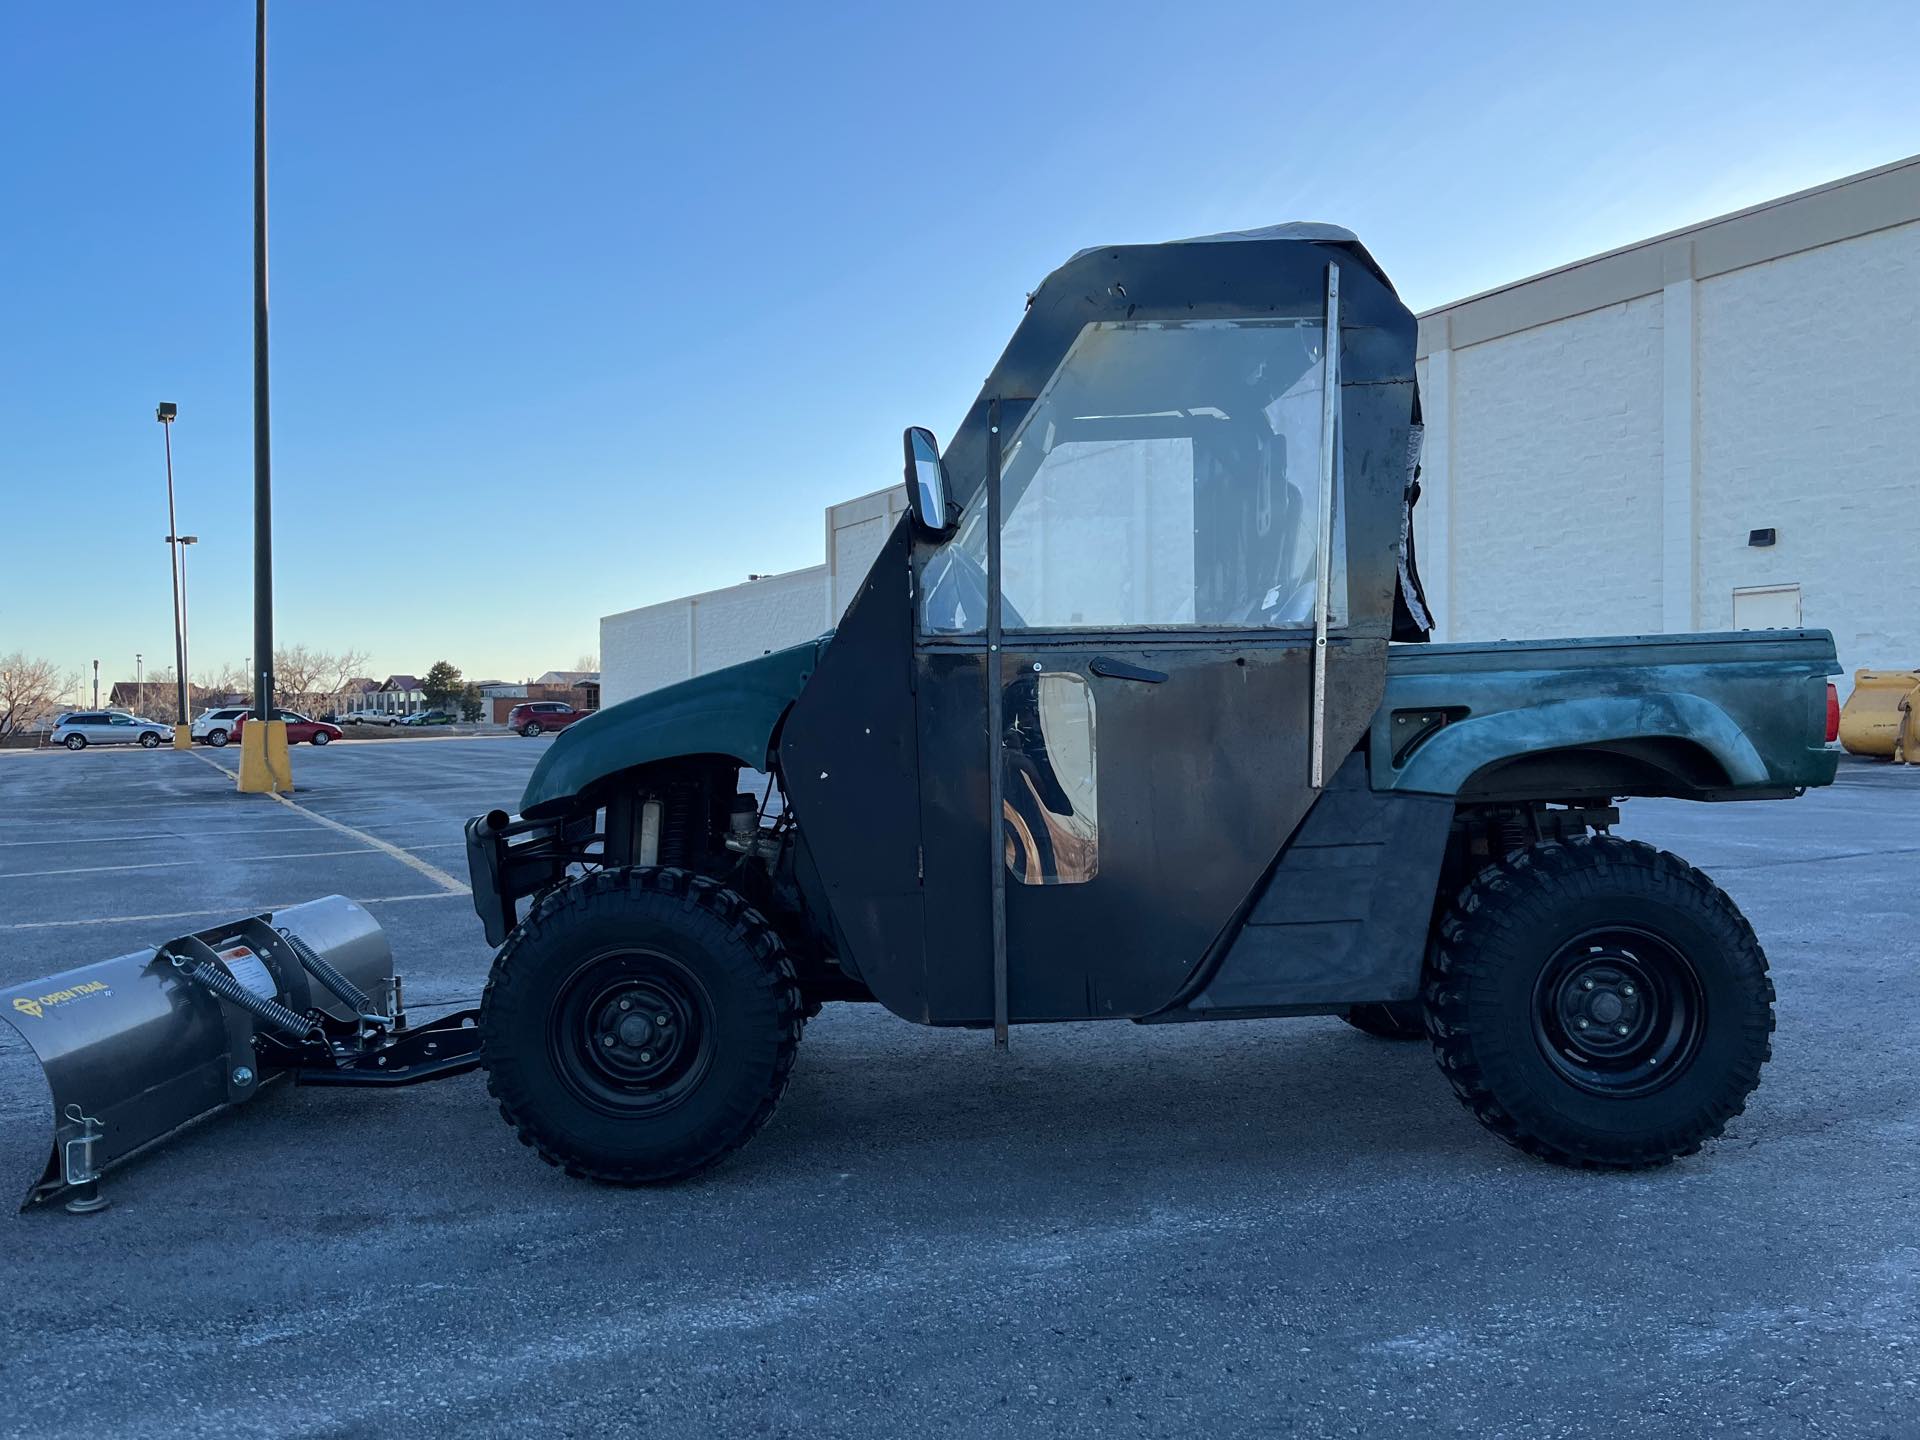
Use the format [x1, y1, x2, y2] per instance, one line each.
[375, 675, 427, 717]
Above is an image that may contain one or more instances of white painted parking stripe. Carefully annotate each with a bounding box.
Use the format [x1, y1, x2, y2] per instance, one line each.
[189, 751, 471, 894]
[0, 891, 470, 933]
[0, 821, 462, 849]
[0, 842, 465, 882]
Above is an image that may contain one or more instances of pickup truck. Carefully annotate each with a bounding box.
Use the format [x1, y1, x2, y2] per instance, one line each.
[463, 223, 1838, 1192]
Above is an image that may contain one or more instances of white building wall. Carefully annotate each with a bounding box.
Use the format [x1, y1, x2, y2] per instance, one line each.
[602, 487, 909, 704]
[1446, 295, 1667, 641]
[1693, 219, 1920, 687]
[601, 565, 827, 707]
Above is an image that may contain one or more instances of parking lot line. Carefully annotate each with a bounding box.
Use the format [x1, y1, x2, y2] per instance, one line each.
[0, 891, 470, 932]
[0, 841, 465, 882]
[190, 750, 471, 894]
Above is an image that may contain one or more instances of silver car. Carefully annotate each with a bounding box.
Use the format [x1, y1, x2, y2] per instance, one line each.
[49, 710, 170, 751]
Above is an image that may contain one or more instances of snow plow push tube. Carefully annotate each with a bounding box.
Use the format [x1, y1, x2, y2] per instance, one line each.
[0, 896, 480, 1213]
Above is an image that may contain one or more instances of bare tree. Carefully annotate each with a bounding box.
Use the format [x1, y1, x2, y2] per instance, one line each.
[0, 653, 73, 738]
[573, 653, 599, 673]
[198, 660, 249, 696]
[270, 645, 373, 712]
[318, 648, 371, 698]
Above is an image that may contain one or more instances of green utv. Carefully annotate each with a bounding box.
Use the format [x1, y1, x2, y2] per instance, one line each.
[467, 225, 1838, 1183]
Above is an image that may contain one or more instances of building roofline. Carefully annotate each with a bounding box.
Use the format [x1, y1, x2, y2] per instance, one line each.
[600, 562, 827, 625]
[1417, 152, 1920, 357]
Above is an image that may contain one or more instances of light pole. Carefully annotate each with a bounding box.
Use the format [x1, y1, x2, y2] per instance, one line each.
[136, 653, 143, 716]
[157, 402, 192, 747]
[238, 0, 287, 792]
[177, 536, 198, 723]
[92, 659, 99, 708]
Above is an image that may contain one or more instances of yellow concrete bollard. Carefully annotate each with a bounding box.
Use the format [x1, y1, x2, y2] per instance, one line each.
[172, 724, 192, 751]
[1837, 670, 1920, 763]
[236, 719, 294, 793]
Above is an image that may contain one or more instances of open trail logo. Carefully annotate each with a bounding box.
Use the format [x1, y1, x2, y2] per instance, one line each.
[11, 980, 111, 1020]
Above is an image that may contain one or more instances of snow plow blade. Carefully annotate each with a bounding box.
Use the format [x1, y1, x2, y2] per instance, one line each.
[0, 896, 479, 1212]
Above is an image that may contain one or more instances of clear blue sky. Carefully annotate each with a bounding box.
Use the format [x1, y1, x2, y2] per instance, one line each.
[4, 1, 1916, 694]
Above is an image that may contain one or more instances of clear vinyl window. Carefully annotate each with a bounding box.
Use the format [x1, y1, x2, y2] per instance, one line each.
[922, 317, 1341, 634]
[1002, 670, 1097, 885]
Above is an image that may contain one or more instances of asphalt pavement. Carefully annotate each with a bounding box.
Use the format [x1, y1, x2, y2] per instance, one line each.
[0, 740, 1914, 1438]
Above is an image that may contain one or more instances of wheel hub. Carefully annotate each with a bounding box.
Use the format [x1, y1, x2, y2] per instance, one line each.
[1532, 930, 1705, 1097]
[551, 952, 714, 1116]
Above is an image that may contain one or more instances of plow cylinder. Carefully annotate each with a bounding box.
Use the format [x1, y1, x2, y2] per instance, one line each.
[0, 896, 392, 1209]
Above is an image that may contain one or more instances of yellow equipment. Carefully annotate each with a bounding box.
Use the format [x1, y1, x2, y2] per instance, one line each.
[1837, 670, 1920, 762]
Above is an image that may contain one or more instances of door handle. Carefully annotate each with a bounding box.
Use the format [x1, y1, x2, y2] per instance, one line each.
[1088, 656, 1167, 684]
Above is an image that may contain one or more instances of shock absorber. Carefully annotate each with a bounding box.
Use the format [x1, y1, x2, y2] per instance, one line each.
[658, 781, 697, 867]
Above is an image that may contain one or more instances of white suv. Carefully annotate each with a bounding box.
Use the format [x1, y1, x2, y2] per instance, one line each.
[191, 707, 250, 747]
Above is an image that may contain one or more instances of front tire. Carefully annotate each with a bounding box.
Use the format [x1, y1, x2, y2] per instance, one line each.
[1426, 836, 1773, 1170]
[139, 731, 161, 748]
[312, 731, 331, 746]
[481, 868, 802, 1184]
[207, 728, 229, 747]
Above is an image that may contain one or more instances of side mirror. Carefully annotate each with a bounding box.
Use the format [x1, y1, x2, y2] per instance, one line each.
[903, 426, 952, 533]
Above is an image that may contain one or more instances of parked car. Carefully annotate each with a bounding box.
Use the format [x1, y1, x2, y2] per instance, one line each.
[49, 710, 170, 750]
[507, 701, 589, 737]
[191, 706, 251, 747]
[400, 709, 456, 727]
[229, 709, 344, 747]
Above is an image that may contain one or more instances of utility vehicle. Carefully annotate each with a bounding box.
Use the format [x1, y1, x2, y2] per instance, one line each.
[465, 225, 1838, 1184]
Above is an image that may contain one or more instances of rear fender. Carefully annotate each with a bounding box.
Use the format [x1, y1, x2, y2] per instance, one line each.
[1376, 692, 1769, 796]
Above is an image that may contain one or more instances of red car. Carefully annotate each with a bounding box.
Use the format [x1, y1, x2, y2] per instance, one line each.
[508, 701, 589, 737]
[231, 709, 344, 746]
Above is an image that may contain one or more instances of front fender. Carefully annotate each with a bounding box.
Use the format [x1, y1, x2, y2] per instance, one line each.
[1378, 692, 1771, 796]
[519, 639, 826, 816]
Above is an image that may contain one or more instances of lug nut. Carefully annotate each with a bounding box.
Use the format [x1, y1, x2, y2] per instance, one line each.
[656, 1014, 670, 1026]
[1621, 985, 1636, 998]
[618, 999, 632, 1012]
[601, 1035, 616, 1048]
[1616, 1024, 1630, 1036]
[1575, 1018, 1590, 1030]
[1581, 979, 1596, 991]
[639, 1051, 653, 1063]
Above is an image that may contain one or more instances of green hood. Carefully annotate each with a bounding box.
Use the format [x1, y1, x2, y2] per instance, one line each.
[519, 638, 827, 816]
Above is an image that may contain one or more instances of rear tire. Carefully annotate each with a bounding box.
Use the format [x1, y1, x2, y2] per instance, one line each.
[1343, 1001, 1425, 1040]
[64, 734, 86, 750]
[522, 722, 543, 737]
[481, 867, 802, 1184]
[1426, 836, 1773, 1170]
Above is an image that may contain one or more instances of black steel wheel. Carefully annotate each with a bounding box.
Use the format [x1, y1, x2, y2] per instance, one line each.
[1426, 836, 1773, 1169]
[1343, 1001, 1426, 1040]
[481, 867, 802, 1184]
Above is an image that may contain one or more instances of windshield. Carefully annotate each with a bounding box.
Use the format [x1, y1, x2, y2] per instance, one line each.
[920, 317, 1341, 634]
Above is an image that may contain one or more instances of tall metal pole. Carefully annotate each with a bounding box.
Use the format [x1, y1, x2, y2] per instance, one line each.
[985, 398, 1008, 1050]
[251, 0, 274, 723]
[161, 411, 187, 727]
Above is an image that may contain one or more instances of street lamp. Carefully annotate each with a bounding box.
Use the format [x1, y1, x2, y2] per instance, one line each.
[136, 652, 143, 716]
[157, 402, 191, 748]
